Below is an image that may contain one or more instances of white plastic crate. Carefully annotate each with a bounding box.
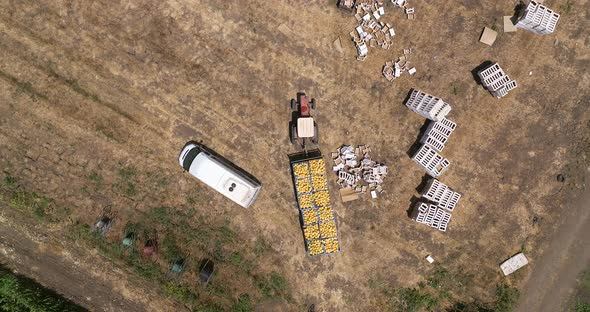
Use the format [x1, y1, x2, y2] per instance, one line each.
[435, 118, 457, 133]
[438, 211, 452, 232]
[478, 63, 517, 98]
[505, 80, 518, 92]
[422, 136, 446, 152]
[424, 204, 437, 225]
[412, 145, 451, 177]
[406, 90, 452, 121]
[487, 75, 511, 91]
[437, 189, 454, 209]
[517, 1, 560, 34]
[445, 192, 462, 212]
[422, 178, 448, 203]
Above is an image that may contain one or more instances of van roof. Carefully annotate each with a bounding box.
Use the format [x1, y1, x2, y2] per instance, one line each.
[189, 153, 256, 207]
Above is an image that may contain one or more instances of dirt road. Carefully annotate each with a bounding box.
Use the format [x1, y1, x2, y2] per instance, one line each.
[516, 175, 590, 312]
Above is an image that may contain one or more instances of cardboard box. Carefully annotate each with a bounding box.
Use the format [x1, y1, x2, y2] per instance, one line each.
[340, 187, 359, 202]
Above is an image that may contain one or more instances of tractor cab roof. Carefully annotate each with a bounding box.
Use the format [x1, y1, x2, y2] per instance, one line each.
[297, 117, 315, 138]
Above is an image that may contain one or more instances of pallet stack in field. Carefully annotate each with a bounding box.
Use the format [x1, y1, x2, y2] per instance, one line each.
[405, 90, 456, 178]
[412, 178, 462, 232]
[477, 63, 518, 98]
[516, 0, 560, 35]
[404, 89, 463, 232]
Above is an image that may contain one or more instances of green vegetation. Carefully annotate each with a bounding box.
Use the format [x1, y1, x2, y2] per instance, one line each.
[163, 282, 199, 303]
[493, 282, 520, 312]
[581, 270, 590, 291]
[8, 190, 50, 219]
[2, 175, 54, 221]
[87, 171, 103, 190]
[230, 252, 243, 266]
[255, 271, 289, 299]
[115, 166, 137, 197]
[1, 172, 287, 310]
[162, 234, 182, 262]
[560, 0, 573, 14]
[230, 294, 253, 312]
[3, 175, 16, 187]
[575, 301, 590, 312]
[0, 70, 48, 101]
[118, 166, 137, 180]
[0, 264, 85, 312]
[254, 237, 269, 257]
[569, 269, 590, 311]
[490, 18, 499, 32]
[370, 266, 519, 312]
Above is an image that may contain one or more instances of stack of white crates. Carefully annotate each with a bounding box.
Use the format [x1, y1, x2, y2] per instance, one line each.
[477, 63, 517, 98]
[405, 89, 452, 121]
[516, 0, 560, 35]
[412, 144, 450, 178]
[419, 118, 456, 152]
[413, 202, 452, 232]
[421, 178, 462, 212]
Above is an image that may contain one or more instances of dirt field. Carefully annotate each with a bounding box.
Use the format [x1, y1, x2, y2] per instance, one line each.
[0, 0, 589, 311]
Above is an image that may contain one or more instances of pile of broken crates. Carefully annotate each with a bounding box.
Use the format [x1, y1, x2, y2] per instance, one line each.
[350, 0, 394, 60]
[382, 48, 416, 82]
[404, 89, 462, 232]
[332, 145, 387, 199]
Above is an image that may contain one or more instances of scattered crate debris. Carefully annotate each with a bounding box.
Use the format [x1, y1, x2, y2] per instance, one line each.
[391, 0, 415, 19]
[479, 27, 498, 46]
[382, 48, 416, 82]
[516, 0, 560, 35]
[332, 145, 388, 201]
[350, 0, 395, 61]
[477, 62, 518, 98]
[291, 157, 341, 256]
[338, 0, 356, 11]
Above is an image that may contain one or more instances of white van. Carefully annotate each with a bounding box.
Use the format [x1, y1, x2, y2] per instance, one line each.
[178, 142, 261, 208]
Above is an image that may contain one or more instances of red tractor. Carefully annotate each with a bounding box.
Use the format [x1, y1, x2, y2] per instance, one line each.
[290, 92, 318, 147]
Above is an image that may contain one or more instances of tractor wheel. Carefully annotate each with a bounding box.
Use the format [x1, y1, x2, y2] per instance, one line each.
[291, 124, 298, 144]
[290, 99, 296, 110]
[310, 98, 316, 110]
[312, 122, 319, 144]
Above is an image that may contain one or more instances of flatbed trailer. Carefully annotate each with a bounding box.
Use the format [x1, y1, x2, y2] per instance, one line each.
[289, 150, 341, 256]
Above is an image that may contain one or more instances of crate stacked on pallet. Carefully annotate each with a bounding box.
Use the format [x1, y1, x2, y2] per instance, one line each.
[412, 202, 452, 232]
[421, 178, 462, 212]
[412, 178, 462, 232]
[419, 118, 456, 152]
[405, 89, 456, 178]
[411, 144, 451, 178]
[405, 89, 452, 121]
[516, 0, 560, 35]
[477, 63, 518, 98]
